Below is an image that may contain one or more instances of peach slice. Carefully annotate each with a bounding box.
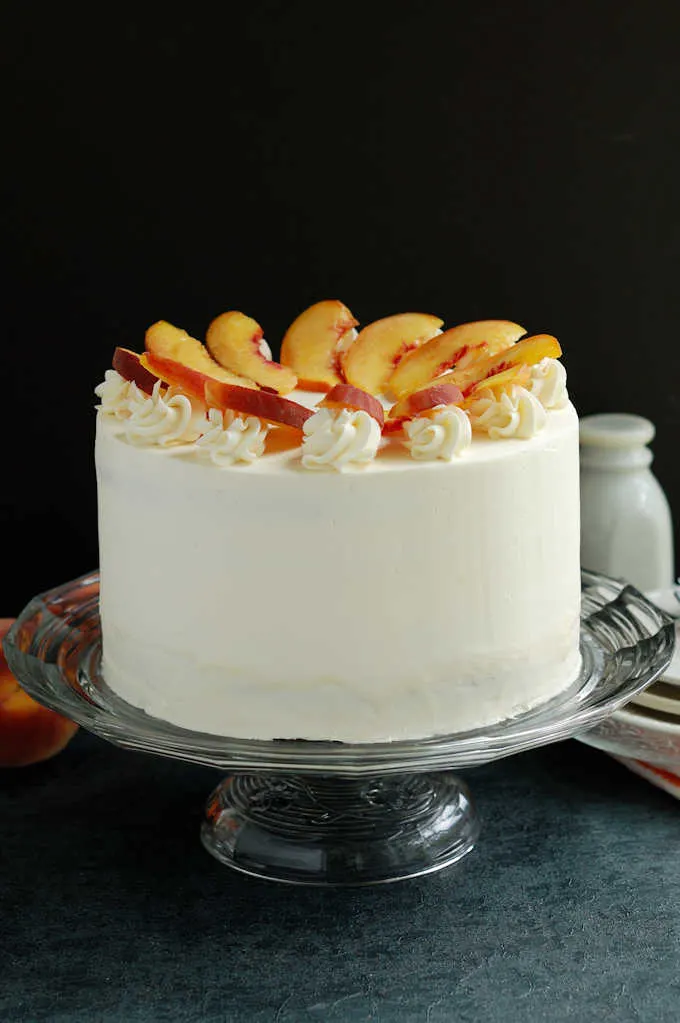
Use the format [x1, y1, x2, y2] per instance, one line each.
[142, 352, 257, 401]
[143, 321, 257, 400]
[207, 311, 297, 395]
[464, 364, 532, 402]
[384, 383, 464, 434]
[280, 300, 359, 392]
[264, 426, 304, 455]
[388, 320, 526, 399]
[0, 618, 79, 767]
[112, 347, 160, 394]
[204, 380, 313, 431]
[437, 334, 562, 395]
[146, 321, 255, 391]
[341, 313, 444, 396]
[319, 384, 385, 428]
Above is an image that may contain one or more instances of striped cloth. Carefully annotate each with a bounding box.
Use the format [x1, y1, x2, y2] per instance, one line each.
[615, 756, 680, 799]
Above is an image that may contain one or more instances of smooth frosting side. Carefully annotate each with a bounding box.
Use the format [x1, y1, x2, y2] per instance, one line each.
[102, 630, 582, 742]
[96, 402, 581, 741]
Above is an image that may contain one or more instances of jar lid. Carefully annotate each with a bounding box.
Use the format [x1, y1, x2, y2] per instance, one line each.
[579, 413, 655, 449]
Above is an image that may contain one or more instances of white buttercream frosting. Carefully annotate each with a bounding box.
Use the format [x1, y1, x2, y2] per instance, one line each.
[95, 370, 135, 417]
[468, 385, 547, 439]
[530, 358, 568, 409]
[301, 407, 381, 471]
[122, 381, 205, 447]
[96, 401, 581, 742]
[195, 408, 268, 466]
[404, 406, 472, 460]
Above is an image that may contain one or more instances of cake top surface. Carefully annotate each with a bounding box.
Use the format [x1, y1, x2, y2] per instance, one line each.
[95, 302, 573, 473]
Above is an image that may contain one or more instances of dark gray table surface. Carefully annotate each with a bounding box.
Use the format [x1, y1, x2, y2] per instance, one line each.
[2, 731, 679, 1023]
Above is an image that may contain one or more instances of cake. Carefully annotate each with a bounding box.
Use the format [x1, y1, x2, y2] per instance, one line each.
[94, 304, 581, 742]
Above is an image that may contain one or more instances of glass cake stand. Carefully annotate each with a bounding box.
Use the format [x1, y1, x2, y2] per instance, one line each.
[3, 570, 674, 887]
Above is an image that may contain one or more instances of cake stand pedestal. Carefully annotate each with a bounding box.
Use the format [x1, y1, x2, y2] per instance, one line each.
[4, 570, 674, 887]
[203, 772, 478, 884]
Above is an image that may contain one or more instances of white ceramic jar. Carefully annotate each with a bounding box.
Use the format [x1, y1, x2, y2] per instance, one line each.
[579, 413, 674, 591]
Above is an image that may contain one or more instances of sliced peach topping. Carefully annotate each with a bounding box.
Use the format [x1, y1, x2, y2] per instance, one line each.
[0, 618, 78, 767]
[388, 320, 525, 400]
[437, 334, 561, 396]
[207, 311, 297, 395]
[264, 426, 305, 455]
[319, 383, 385, 428]
[112, 347, 161, 394]
[384, 383, 464, 434]
[142, 320, 256, 400]
[463, 364, 532, 403]
[204, 380, 313, 431]
[280, 300, 359, 392]
[341, 313, 444, 396]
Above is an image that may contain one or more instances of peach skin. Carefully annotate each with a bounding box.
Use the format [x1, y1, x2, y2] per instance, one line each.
[0, 619, 78, 768]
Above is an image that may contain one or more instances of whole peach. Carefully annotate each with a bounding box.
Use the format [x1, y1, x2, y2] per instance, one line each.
[0, 618, 78, 767]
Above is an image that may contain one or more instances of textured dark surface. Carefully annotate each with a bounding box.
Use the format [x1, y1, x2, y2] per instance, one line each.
[2, 733, 680, 1022]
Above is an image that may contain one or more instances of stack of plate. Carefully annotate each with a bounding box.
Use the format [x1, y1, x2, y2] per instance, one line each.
[630, 587, 680, 718]
[579, 586, 680, 774]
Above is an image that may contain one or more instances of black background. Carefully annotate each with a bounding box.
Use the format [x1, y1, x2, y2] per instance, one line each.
[2, 2, 680, 612]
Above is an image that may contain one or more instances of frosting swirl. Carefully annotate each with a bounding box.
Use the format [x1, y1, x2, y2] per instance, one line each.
[122, 381, 205, 446]
[468, 386, 547, 439]
[404, 407, 471, 461]
[95, 370, 134, 418]
[530, 358, 568, 409]
[196, 408, 268, 466]
[301, 407, 381, 471]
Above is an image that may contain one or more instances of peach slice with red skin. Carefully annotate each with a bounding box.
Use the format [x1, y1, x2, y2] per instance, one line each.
[204, 380, 313, 431]
[0, 618, 79, 767]
[207, 311, 297, 395]
[140, 353, 212, 401]
[388, 320, 526, 400]
[112, 347, 160, 394]
[319, 384, 385, 428]
[145, 321, 255, 392]
[341, 313, 444, 396]
[142, 321, 257, 400]
[437, 334, 561, 396]
[280, 300, 359, 392]
[384, 383, 464, 434]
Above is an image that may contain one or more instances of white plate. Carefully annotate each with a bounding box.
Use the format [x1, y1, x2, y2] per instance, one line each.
[630, 680, 680, 717]
[579, 701, 680, 770]
[645, 587, 680, 687]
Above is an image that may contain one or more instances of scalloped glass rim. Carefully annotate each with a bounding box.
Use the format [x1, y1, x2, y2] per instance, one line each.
[3, 569, 675, 775]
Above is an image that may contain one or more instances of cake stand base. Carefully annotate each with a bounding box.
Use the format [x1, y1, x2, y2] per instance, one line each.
[201, 772, 479, 886]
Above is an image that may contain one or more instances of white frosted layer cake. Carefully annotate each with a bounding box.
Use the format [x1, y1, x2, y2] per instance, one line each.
[95, 306, 581, 742]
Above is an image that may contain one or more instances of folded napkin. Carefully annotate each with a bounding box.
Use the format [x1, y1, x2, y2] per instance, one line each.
[614, 755, 680, 799]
